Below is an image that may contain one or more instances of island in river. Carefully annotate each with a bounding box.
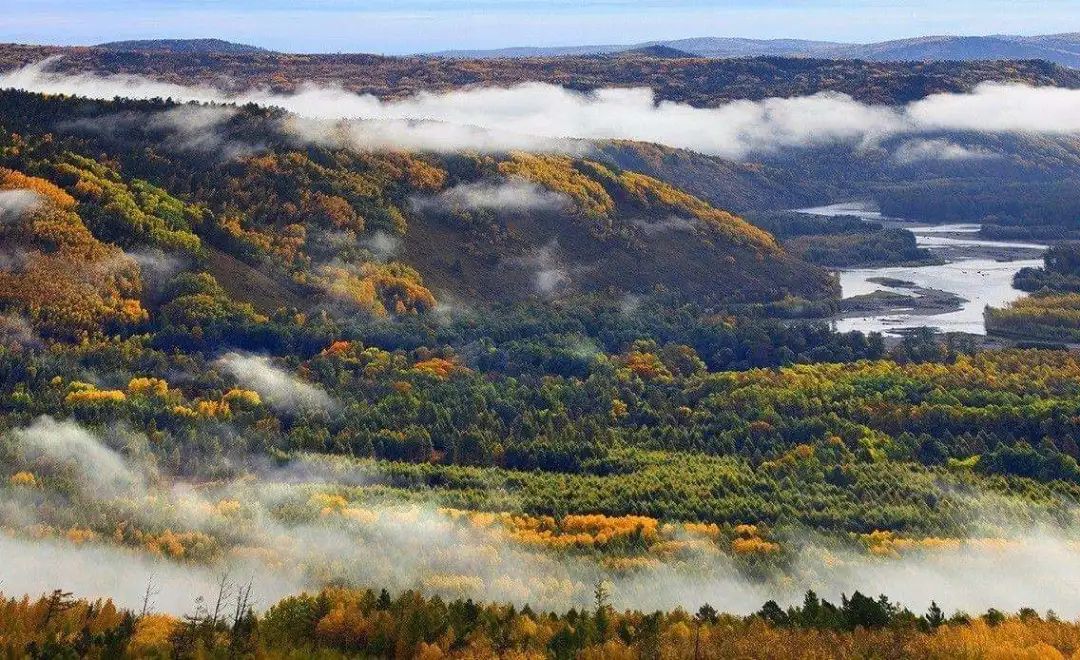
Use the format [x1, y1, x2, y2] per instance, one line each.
[796, 203, 1046, 337]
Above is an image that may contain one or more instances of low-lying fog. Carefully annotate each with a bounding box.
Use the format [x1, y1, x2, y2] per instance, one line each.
[3, 416, 1080, 618]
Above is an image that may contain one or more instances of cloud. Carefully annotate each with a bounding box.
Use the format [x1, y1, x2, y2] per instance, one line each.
[0, 314, 40, 348]
[412, 179, 571, 213]
[127, 248, 187, 285]
[631, 215, 698, 235]
[363, 230, 401, 260]
[0, 534, 302, 616]
[289, 115, 574, 154]
[787, 530, 1080, 616]
[217, 352, 337, 412]
[9, 418, 1080, 616]
[892, 138, 993, 164]
[907, 82, 1080, 133]
[505, 241, 572, 296]
[148, 105, 256, 158]
[11, 416, 141, 493]
[6, 59, 1080, 159]
[0, 189, 44, 222]
[57, 103, 255, 160]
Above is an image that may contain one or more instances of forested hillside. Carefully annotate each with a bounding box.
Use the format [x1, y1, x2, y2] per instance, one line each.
[3, 58, 1080, 649]
[598, 131, 1080, 215]
[0, 90, 830, 312]
[1, 85, 1080, 578]
[2, 44, 1079, 104]
[436, 32, 1080, 68]
[987, 243, 1080, 341]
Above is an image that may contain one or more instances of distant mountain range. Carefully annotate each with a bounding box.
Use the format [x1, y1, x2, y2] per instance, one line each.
[94, 38, 268, 54]
[82, 35, 1080, 67]
[430, 33, 1080, 67]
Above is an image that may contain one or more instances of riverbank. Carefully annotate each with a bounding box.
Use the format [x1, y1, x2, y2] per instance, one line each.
[796, 203, 1047, 337]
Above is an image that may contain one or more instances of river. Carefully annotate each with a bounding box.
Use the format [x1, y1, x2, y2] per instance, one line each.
[796, 202, 1047, 336]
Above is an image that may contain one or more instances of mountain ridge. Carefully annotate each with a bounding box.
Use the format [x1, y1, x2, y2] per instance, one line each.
[429, 33, 1080, 67]
[4, 44, 1076, 106]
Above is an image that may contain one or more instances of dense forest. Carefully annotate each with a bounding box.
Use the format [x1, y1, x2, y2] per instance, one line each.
[749, 211, 931, 267]
[3, 52, 1080, 655]
[0, 93, 1076, 531]
[987, 243, 1080, 341]
[0, 89, 832, 309]
[1, 584, 1075, 659]
[880, 180, 1080, 231]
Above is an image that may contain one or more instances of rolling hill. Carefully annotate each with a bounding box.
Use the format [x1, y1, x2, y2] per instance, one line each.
[0, 89, 835, 328]
[433, 33, 1080, 67]
[2, 43, 1078, 105]
[94, 38, 270, 54]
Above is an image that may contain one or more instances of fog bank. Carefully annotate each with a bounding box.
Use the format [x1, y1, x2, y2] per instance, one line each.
[4, 58, 1080, 159]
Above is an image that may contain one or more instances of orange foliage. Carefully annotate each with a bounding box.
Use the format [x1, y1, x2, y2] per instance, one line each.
[445, 509, 664, 551]
[0, 167, 76, 209]
[611, 169, 778, 250]
[319, 262, 436, 317]
[65, 387, 127, 405]
[498, 154, 614, 218]
[223, 388, 262, 407]
[128, 614, 180, 656]
[127, 377, 169, 397]
[9, 471, 37, 487]
[731, 536, 781, 555]
[623, 350, 673, 382]
[413, 357, 467, 380]
[0, 168, 146, 338]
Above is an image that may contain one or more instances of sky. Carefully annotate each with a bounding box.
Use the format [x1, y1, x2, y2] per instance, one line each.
[3, 0, 1079, 55]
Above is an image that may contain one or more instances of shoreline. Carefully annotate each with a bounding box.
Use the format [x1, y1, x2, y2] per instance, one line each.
[799, 202, 1048, 337]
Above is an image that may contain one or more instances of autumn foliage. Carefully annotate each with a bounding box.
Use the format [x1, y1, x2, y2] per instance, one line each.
[0, 167, 147, 338]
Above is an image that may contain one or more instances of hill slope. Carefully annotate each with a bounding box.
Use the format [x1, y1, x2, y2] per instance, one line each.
[95, 38, 269, 54]
[826, 34, 1080, 67]
[433, 33, 1080, 67]
[0, 89, 833, 328]
[616, 45, 694, 59]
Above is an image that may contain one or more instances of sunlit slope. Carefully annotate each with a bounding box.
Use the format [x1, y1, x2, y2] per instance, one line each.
[0, 90, 834, 322]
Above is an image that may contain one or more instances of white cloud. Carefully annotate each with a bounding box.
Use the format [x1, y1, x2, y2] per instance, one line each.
[6, 59, 1080, 159]
[908, 82, 1080, 133]
[11, 416, 141, 493]
[0, 314, 39, 348]
[58, 102, 254, 159]
[9, 418, 1080, 615]
[412, 179, 571, 213]
[0, 189, 44, 222]
[892, 138, 993, 164]
[148, 104, 256, 158]
[363, 230, 401, 260]
[217, 352, 336, 412]
[509, 241, 571, 296]
[631, 215, 698, 235]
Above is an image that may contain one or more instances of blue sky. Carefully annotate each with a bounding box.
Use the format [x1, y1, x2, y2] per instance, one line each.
[4, 0, 1079, 54]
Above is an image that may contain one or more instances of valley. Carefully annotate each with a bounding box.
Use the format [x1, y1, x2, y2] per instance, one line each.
[2, 13, 1080, 656]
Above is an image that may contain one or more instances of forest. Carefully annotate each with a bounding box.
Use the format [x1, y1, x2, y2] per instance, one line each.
[3, 43, 1079, 105]
[2, 48, 1080, 658]
[749, 211, 931, 267]
[987, 243, 1080, 341]
[2, 584, 1077, 659]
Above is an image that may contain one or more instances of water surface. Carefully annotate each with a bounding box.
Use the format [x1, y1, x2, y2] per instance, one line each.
[797, 203, 1046, 336]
